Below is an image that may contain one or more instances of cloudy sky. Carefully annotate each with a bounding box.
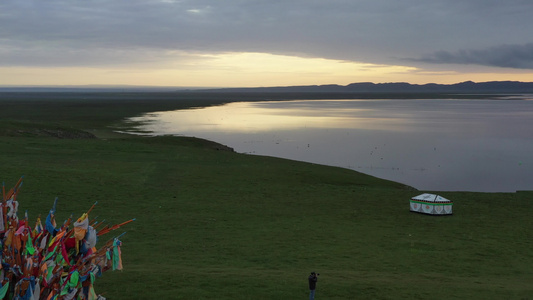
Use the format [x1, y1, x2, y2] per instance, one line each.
[1, 0, 533, 87]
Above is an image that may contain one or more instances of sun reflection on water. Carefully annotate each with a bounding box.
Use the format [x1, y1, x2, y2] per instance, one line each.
[133, 100, 412, 133]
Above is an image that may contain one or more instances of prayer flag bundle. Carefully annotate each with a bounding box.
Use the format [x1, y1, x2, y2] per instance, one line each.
[1, 177, 134, 300]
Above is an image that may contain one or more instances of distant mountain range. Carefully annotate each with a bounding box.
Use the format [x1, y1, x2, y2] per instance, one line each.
[199, 81, 533, 94]
[1, 81, 532, 94]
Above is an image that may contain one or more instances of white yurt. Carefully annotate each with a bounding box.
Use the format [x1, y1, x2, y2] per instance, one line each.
[410, 193, 453, 215]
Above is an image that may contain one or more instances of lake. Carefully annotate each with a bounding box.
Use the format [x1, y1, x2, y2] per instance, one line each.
[126, 98, 533, 192]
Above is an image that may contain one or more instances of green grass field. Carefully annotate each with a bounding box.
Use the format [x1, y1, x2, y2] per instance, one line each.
[1, 92, 532, 299]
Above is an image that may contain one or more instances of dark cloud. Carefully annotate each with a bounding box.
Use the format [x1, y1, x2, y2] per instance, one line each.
[412, 44, 533, 69]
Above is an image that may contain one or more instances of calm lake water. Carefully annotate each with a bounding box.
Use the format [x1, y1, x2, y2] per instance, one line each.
[127, 98, 533, 192]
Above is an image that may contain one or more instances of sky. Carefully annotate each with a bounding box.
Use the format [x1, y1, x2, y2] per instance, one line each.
[1, 0, 533, 87]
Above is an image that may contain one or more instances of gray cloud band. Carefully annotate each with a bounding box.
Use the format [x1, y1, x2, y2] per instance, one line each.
[413, 44, 533, 69]
[1, 0, 532, 71]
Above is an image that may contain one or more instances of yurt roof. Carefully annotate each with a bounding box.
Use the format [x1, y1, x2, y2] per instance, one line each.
[411, 193, 451, 203]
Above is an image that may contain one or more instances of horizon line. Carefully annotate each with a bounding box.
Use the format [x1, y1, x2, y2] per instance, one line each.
[1, 80, 532, 90]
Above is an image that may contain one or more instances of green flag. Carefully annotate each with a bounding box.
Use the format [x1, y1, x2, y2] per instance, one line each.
[26, 234, 36, 255]
[0, 282, 10, 299]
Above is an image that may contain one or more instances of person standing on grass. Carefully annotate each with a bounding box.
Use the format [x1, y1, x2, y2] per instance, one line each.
[308, 271, 318, 300]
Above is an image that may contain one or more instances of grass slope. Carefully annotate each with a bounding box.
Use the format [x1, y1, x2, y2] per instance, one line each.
[0, 93, 532, 299]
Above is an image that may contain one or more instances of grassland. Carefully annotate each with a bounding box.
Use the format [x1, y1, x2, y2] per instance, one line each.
[0, 92, 532, 299]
